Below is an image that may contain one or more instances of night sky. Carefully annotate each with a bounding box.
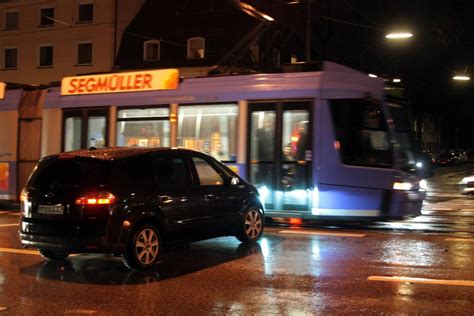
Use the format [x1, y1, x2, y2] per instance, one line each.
[250, 0, 474, 150]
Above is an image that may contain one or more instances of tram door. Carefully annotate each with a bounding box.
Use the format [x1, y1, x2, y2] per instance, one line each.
[248, 101, 312, 212]
[63, 108, 108, 151]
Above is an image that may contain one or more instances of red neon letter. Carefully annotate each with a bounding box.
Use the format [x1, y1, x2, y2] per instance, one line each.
[143, 74, 152, 89]
[68, 79, 78, 93]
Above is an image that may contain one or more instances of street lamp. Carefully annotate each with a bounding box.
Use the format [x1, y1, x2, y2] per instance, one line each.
[385, 32, 413, 39]
[452, 75, 470, 81]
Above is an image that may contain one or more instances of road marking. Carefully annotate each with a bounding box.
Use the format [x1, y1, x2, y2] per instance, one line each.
[0, 224, 19, 228]
[368, 276, 474, 287]
[279, 230, 367, 238]
[445, 238, 474, 243]
[0, 248, 40, 255]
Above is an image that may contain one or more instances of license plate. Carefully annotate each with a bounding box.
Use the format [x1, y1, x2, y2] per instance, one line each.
[38, 204, 64, 215]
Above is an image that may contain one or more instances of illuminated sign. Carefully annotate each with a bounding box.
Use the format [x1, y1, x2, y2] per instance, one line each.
[61, 69, 179, 96]
[0, 82, 5, 100]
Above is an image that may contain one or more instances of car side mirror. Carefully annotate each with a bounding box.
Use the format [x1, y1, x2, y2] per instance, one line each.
[229, 177, 240, 186]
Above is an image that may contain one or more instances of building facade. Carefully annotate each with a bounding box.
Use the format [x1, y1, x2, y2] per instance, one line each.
[0, 0, 144, 85]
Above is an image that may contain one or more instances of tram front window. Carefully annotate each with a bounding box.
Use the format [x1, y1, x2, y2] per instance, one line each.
[387, 102, 417, 171]
[331, 99, 392, 168]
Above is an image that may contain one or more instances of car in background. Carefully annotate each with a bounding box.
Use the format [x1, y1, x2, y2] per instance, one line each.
[437, 151, 457, 166]
[19, 147, 264, 270]
[467, 150, 474, 163]
[460, 175, 474, 194]
[415, 151, 435, 178]
[453, 150, 468, 164]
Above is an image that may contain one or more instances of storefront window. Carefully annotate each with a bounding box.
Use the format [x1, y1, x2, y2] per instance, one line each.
[177, 104, 237, 161]
[117, 108, 170, 147]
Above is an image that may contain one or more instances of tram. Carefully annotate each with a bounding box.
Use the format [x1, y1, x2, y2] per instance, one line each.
[0, 62, 425, 219]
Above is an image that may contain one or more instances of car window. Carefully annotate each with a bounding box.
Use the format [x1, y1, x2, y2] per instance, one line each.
[29, 158, 109, 187]
[154, 155, 190, 187]
[192, 157, 224, 186]
[117, 156, 154, 186]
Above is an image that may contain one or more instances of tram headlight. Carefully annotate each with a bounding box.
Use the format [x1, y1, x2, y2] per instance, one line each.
[257, 186, 270, 205]
[393, 181, 413, 191]
[419, 179, 428, 191]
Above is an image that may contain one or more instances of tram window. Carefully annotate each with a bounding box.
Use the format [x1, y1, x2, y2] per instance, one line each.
[330, 99, 392, 168]
[282, 110, 309, 162]
[117, 108, 170, 148]
[177, 104, 237, 162]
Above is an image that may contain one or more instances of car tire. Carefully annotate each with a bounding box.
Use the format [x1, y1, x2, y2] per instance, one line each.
[122, 224, 161, 271]
[39, 249, 69, 260]
[236, 208, 264, 243]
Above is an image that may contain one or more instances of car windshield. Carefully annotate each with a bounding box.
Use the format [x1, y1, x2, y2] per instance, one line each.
[29, 157, 109, 187]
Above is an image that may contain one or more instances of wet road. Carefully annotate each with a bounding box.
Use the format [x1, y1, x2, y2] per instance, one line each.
[0, 164, 473, 315]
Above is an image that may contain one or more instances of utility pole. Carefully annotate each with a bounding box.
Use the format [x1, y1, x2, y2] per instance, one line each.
[305, 0, 312, 61]
[113, 0, 118, 68]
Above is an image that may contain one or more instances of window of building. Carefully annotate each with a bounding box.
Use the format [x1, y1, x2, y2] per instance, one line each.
[39, 45, 53, 67]
[77, 42, 93, 65]
[192, 157, 224, 186]
[78, 2, 93, 23]
[4, 48, 17, 69]
[40, 7, 55, 27]
[5, 11, 19, 30]
[177, 104, 237, 161]
[330, 99, 392, 168]
[187, 37, 205, 59]
[143, 40, 160, 61]
[117, 108, 170, 148]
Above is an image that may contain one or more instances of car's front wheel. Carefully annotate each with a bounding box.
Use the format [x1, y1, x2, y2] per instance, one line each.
[123, 224, 161, 270]
[236, 208, 264, 243]
[39, 249, 69, 260]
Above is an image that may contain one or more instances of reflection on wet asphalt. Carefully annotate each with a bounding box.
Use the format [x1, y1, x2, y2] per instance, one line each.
[1, 165, 474, 314]
[0, 230, 473, 314]
[20, 241, 266, 286]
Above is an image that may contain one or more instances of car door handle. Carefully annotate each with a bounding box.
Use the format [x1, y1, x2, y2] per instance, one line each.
[203, 194, 215, 202]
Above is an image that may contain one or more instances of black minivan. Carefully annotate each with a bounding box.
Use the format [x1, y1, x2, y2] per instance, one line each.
[19, 148, 264, 270]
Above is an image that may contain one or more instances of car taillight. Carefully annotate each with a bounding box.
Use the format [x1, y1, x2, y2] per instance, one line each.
[75, 192, 116, 205]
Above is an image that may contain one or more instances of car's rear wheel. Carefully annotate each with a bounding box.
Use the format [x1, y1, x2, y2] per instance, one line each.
[123, 224, 161, 271]
[236, 208, 264, 243]
[39, 249, 69, 260]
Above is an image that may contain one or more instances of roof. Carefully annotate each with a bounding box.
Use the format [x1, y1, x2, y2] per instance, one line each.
[50, 147, 197, 161]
